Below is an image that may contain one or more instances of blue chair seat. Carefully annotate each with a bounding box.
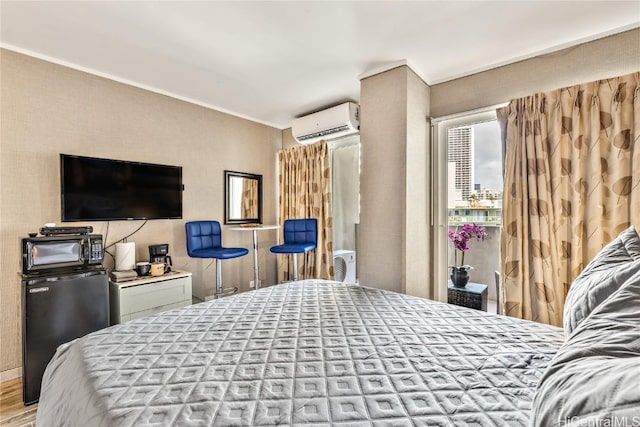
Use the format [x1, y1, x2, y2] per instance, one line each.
[185, 220, 248, 298]
[188, 247, 249, 259]
[270, 243, 316, 254]
[270, 218, 317, 281]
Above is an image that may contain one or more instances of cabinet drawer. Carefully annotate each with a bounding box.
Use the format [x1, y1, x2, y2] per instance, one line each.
[120, 277, 189, 315]
[129, 300, 190, 322]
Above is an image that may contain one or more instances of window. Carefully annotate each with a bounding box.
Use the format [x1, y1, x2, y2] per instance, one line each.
[431, 108, 504, 307]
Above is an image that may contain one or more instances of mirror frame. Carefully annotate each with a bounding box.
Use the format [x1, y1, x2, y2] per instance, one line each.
[224, 170, 263, 225]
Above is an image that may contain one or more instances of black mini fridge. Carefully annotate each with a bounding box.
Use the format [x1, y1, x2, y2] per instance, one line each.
[22, 268, 109, 405]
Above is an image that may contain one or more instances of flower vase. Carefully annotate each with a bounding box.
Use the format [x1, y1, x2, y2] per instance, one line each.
[450, 267, 469, 287]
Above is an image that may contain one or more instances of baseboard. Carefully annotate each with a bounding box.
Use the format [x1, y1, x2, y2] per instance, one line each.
[0, 367, 21, 383]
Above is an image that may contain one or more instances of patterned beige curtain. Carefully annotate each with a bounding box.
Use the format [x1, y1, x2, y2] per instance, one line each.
[498, 72, 640, 326]
[241, 179, 258, 218]
[277, 141, 334, 281]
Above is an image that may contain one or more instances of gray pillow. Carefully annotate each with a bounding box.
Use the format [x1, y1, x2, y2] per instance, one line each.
[563, 225, 640, 336]
[531, 268, 640, 426]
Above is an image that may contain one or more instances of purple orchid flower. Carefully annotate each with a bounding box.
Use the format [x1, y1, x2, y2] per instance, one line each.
[448, 223, 488, 267]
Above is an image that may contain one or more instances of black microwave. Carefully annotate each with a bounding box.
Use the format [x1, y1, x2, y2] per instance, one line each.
[22, 235, 104, 274]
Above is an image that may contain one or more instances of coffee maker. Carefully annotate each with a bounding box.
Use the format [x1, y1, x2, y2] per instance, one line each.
[148, 244, 172, 273]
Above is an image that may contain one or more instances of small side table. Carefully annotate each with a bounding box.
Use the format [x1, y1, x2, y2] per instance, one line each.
[228, 225, 279, 290]
[109, 270, 192, 324]
[447, 281, 488, 311]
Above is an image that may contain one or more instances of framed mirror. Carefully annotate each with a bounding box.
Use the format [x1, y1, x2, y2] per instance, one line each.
[224, 170, 263, 224]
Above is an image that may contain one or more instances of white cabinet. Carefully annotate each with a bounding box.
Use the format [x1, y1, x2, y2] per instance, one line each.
[109, 270, 192, 324]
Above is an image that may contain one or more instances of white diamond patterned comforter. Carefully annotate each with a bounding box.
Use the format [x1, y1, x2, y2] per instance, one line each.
[37, 280, 563, 426]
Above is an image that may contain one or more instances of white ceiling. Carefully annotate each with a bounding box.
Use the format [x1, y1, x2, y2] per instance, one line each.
[1, 1, 638, 129]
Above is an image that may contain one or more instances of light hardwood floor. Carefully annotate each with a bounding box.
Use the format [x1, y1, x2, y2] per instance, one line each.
[0, 378, 36, 427]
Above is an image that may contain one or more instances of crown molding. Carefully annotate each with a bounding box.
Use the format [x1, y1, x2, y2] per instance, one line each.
[359, 59, 430, 87]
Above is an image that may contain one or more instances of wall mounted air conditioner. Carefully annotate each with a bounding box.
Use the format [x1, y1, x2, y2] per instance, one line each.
[334, 250, 356, 284]
[292, 102, 359, 144]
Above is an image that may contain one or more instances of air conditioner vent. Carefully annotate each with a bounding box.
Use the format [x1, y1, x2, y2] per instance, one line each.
[334, 256, 347, 282]
[296, 125, 351, 141]
[333, 250, 356, 284]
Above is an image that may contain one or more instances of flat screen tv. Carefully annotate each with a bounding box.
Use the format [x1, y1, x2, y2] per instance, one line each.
[60, 154, 183, 221]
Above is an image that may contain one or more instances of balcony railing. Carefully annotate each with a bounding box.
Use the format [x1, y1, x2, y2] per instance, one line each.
[448, 213, 502, 227]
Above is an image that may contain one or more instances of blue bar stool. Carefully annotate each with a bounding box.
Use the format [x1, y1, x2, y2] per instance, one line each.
[270, 219, 317, 281]
[185, 221, 248, 298]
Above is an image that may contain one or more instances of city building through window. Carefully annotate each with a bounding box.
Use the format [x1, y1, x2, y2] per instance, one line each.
[446, 118, 503, 304]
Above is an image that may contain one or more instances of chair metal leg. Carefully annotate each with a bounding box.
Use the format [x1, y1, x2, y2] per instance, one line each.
[215, 258, 238, 299]
[293, 254, 298, 281]
[216, 259, 223, 297]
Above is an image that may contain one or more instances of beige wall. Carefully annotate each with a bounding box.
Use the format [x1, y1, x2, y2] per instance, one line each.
[431, 28, 640, 117]
[281, 128, 298, 149]
[359, 66, 431, 296]
[404, 69, 431, 299]
[359, 67, 407, 292]
[0, 49, 282, 373]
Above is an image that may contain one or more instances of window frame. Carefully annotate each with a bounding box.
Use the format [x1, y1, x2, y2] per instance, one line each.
[430, 107, 503, 303]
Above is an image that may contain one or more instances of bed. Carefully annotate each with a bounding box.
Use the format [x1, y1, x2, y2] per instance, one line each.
[36, 280, 565, 426]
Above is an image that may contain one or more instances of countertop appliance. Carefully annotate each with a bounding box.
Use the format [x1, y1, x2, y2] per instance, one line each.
[22, 268, 109, 405]
[22, 234, 104, 275]
[149, 243, 172, 272]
